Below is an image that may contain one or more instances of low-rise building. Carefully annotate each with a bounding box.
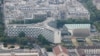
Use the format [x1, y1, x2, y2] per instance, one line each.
[0, 49, 40, 56]
[65, 0, 90, 20]
[62, 24, 90, 38]
[53, 45, 69, 56]
[50, 45, 100, 56]
[77, 46, 100, 56]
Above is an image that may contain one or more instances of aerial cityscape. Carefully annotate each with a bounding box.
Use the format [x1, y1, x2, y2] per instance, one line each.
[0, 0, 100, 56]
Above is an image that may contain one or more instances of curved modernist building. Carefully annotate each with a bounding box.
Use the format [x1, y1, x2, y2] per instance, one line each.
[6, 24, 61, 43]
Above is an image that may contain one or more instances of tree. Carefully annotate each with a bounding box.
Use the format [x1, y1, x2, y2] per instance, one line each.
[78, 0, 100, 22]
[17, 37, 28, 45]
[18, 32, 26, 37]
[7, 37, 17, 44]
[56, 19, 90, 28]
[20, 45, 24, 49]
[0, 37, 8, 43]
[94, 21, 100, 32]
[0, 3, 5, 37]
[10, 45, 15, 48]
[0, 37, 17, 44]
[10, 17, 46, 24]
[38, 34, 51, 45]
[44, 45, 52, 51]
[3, 42, 8, 47]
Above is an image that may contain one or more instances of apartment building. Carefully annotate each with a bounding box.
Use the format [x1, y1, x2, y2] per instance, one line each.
[77, 46, 100, 56]
[4, 0, 57, 23]
[4, 0, 90, 23]
[65, 0, 90, 20]
[49, 0, 65, 4]
[0, 49, 40, 56]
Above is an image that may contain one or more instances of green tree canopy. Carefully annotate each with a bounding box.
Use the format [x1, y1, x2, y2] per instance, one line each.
[38, 34, 51, 45]
[18, 32, 26, 37]
[17, 37, 28, 45]
[57, 19, 90, 28]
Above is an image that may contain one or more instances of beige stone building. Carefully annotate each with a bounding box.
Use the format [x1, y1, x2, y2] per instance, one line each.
[0, 49, 40, 56]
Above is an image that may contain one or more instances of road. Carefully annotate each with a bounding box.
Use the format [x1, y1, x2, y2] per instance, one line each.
[33, 44, 47, 56]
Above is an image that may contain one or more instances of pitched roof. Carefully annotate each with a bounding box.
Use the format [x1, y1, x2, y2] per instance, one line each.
[53, 45, 68, 55]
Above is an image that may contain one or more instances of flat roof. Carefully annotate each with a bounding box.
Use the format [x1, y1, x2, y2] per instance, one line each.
[64, 24, 90, 30]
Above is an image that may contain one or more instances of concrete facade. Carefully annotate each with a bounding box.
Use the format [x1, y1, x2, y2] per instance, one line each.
[6, 24, 61, 43]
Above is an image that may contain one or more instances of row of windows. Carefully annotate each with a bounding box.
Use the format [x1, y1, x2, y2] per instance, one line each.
[84, 50, 100, 54]
[7, 28, 55, 42]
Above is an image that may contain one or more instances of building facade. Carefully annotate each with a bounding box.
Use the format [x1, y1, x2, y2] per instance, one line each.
[77, 46, 100, 56]
[6, 24, 61, 43]
[0, 49, 40, 56]
[62, 24, 91, 37]
[4, 0, 90, 24]
[65, 0, 90, 20]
